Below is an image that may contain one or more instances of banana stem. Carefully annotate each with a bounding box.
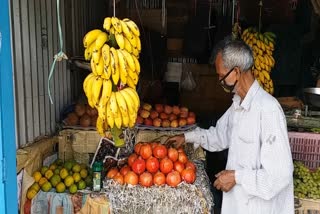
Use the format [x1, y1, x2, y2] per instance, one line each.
[258, 0, 263, 33]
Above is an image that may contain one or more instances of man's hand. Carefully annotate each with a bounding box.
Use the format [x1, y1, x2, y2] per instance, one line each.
[165, 134, 185, 148]
[213, 170, 236, 192]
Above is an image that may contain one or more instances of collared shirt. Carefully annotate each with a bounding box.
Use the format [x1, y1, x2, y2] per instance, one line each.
[185, 80, 294, 214]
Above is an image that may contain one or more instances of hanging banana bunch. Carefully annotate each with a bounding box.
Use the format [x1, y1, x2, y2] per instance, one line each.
[82, 17, 141, 138]
[241, 27, 276, 95]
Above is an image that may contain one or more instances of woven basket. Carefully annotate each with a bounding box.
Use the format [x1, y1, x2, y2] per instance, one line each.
[295, 198, 320, 214]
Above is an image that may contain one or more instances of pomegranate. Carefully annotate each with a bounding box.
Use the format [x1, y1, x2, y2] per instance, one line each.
[128, 153, 138, 167]
[140, 143, 153, 159]
[146, 156, 159, 173]
[181, 168, 196, 184]
[120, 165, 131, 176]
[113, 173, 124, 185]
[168, 148, 179, 162]
[178, 152, 188, 164]
[106, 168, 119, 179]
[132, 157, 146, 175]
[174, 161, 185, 173]
[153, 144, 168, 159]
[124, 171, 139, 185]
[134, 142, 143, 154]
[166, 171, 181, 187]
[160, 157, 173, 174]
[139, 172, 153, 187]
[153, 171, 166, 186]
[185, 161, 196, 171]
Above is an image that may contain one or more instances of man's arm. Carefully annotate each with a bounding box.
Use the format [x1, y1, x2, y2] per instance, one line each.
[235, 108, 293, 200]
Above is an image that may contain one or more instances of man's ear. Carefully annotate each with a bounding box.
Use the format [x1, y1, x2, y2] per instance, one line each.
[234, 67, 241, 78]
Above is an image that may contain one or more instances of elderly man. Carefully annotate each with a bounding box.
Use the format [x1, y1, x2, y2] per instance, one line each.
[167, 39, 294, 214]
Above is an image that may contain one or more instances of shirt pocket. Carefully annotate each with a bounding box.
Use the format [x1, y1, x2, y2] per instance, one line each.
[238, 113, 259, 144]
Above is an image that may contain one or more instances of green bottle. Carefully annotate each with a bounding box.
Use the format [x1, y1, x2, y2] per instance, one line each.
[92, 161, 103, 191]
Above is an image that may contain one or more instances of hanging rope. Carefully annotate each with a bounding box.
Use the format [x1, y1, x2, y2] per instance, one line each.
[48, 0, 68, 104]
[258, 0, 263, 32]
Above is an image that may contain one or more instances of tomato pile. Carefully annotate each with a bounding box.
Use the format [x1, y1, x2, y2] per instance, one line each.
[106, 142, 197, 187]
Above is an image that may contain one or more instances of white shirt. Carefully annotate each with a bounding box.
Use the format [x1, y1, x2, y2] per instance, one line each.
[185, 80, 294, 214]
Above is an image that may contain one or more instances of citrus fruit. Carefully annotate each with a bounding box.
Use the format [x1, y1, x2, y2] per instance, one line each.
[33, 171, 42, 182]
[49, 164, 57, 171]
[64, 175, 74, 187]
[72, 164, 81, 173]
[60, 168, 69, 179]
[38, 177, 48, 187]
[69, 184, 77, 194]
[45, 169, 54, 180]
[30, 182, 40, 192]
[54, 168, 60, 175]
[50, 174, 61, 187]
[40, 166, 49, 176]
[27, 188, 38, 200]
[77, 180, 86, 190]
[80, 169, 88, 179]
[73, 172, 81, 183]
[56, 182, 66, 193]
[64, 161, 73, 171]
[41, 182, 52, 192]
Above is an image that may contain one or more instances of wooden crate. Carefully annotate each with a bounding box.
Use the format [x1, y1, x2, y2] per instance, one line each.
[295, 198, 320, 214]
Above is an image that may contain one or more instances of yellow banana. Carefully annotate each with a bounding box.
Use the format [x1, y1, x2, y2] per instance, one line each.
[124, 87, 140, 108]
[256, 40, 261, 49]
[96, 98, 107, 120]
[260, 62, 266, 70]
[83, 29, 102, 48]
[258, 72, 265, 83]
[115, 91, 129, 127]
[96, 57, 104, 76]
[83, 73, 95, 93]
[132, 47, 139, 57]
[100, 79, 113, 107]
[106, 101, 114, 128]
[262, 70, 270, 80]
[123, 18, 140, 36]
[109, 92, 118, 116]
[123, 37, 133, 53]
[266, 49, 272, 56]
[132, 55, 140, 74]
[128, 68, 138, 84]
[109, 26, 115, 35]
[119, 89, 137, 127]
[110, 48, 120, 85]
[83, 73, 95, 96]
[92, 46, 101, 64]
[113, 104, 122, 129]
[126, 76, 136, 89]
[102, 64, 112, 80]
[111, 17, 122, 33]
[95, 32, 108, 49]
[135, 35, 141, 51]
[103, 17, 112, 31]
[84, 42, 95, 61]
[117, 50, 128, 84]
[258, 49, 263, 56]
[102, 44, 111, 67]
[92, 77, 103, 105]
[121, 50, 135, 71]
[269, 41, 274, 50]
[115, 33, 125, 49]
[96, 116, 105, 136]
[90, 58, 98, 75]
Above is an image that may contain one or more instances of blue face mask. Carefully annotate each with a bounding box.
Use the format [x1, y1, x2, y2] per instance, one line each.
[219, 67, 238, 93]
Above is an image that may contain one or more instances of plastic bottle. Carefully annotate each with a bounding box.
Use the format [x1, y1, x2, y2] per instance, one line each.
[92, 161, 103, 191]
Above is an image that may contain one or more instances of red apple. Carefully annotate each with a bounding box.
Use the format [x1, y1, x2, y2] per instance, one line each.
[140, 109, 150, 119]
[142, 103, 152, 111]
[162, 119, 171, 128]
[169, 113, 177, 121]
[144, 118, 153, 126]
[179, 118, 187, 127]
[172, 106, 180, 115]
[170, 119, 178, 128]
[159, 112, 168, 120]
[136, 115, 144, 124]
[187, 116, 196, 125]
[150, 110, 159, 119]
[164, 105, 173, 114]
[155, 104, 164, 113]
[153, 118, 162, 127]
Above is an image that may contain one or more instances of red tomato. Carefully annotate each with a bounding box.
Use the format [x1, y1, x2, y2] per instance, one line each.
[128, 153, 138, 167]
[159, 157, 173, 174]
[178, 152, 188, 164]
[139, 172, 153, 187]
[113, 173, 124, 185]
[146, 156, 160, 173]
[153, 144, 168, 159]
[167, 148, 179, 162]
[124, 171, 138, 185]
[185, 161, 196, 171]
[132, 157, 146, 175]
[181, 168, 196, 184]
[153, 171, 166, 186]
[173, 161, 185, 173]
[120, 165, 131, 176]
[166, 171, 181, 187]
[134, 142, 143, 154]
[106, 168, 118, 179]
[140, 144, 153, 159]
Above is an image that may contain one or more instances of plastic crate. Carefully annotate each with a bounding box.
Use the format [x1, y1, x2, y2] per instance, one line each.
[288, 132, 320, 170]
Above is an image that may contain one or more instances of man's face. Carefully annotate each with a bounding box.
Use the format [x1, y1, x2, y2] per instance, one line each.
[215, 52, 238, 93]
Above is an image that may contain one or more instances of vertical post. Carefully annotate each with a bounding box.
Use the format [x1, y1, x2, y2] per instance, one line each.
[0, 0, 18, 213]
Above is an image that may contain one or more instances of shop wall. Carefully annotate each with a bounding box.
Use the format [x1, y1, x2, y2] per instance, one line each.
[10, 0, 109, 148]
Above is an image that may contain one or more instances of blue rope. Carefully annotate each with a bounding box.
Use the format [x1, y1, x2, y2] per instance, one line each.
[48, 0, 68, 104]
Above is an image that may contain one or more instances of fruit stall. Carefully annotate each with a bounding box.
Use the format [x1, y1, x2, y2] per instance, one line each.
[0, 0, 319, 213]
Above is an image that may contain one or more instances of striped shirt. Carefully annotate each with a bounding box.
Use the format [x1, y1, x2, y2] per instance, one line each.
[185, 80, 294, 214]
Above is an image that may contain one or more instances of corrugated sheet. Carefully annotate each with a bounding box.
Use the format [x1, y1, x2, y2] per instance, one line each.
[10, 0, 109, 147]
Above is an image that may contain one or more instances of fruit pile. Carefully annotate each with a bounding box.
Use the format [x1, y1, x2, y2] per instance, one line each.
[27, 159, 92, 200]
[106, 142, 197, 187]
[294, 161, 320, 199]
[64, 103, 98, 127]
[241, 27, 276, 94]
[82, 16, 141, 136]
[136, 103, 196, 128]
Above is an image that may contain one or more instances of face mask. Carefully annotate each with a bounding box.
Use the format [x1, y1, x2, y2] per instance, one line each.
[219, 67, 238, 93]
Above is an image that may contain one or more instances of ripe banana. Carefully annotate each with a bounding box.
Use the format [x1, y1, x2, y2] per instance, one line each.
[90, 58, 98, 75]
[83, 29, 102, 48]
[123, 37, 133, 53]
[92, 77, 103, 105]
[109, 92, 118, 116]
[124, 87, 140, 109]
[110, 47, 120, 85]
[96, 57, 104, 76]
[111, 17, 122, 33]
[92, 46, 101, 65]
[132, 55, 140, 74]
[103, 17, 112, 31]
[115, 33, 125, 49]
[84, 42, 95, 61]
[102, 64, 112, 80]
[95, 32, 108, 49]
[128, 68, 138, 85]
[117, 50, 128, 84]
[113, 104, 122, 129]
[100, 79, 113, 107]
[115, 91, 129, 127]
[119, 89, 137, 127]
[132, 47, 139, 57]
[106, 100, 114, 128]
[121, 49, 135, 71]
[102, 44, 111, 67]
[96, 116, 105, 136]
[96, 98, 107, 120]
[135, 35, 141, 51]
[83, 73, 95, 96]
[123, 18, 140, 36]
